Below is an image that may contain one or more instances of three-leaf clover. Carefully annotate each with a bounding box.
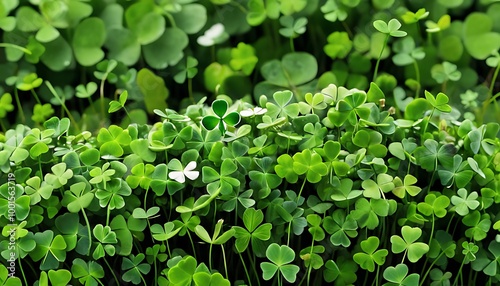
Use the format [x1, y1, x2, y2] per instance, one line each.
[451, 188, 480, 216]
[292, 149, 328, 183]
[390, 226, 429, 263]
[202, 99, 241, 135]
[373, 19, 407, 37]
[261, 243, 300, 283]
[353, 236, 389, 272]
[233, 208, 272, 253]
[383, 264, 420, 286]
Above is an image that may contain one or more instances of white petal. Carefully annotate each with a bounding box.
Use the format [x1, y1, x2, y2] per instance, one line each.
[169, 171, 186, 183]
[240, 109, 254, 117]
[207, 23, 224, 38]
[185, 161, 197, 171]
[254, 107, 267, 115]
[184, 170, 200, 181]
[197, 35, 214, 47]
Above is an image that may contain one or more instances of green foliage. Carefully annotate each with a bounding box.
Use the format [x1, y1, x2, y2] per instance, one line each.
[1, 1, 500, 285]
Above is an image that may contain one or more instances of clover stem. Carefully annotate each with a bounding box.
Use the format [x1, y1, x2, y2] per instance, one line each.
[290, 37, 295, 52]
[341, 21, 353, 38]
[153, 255, 158, 286]
[401, 250, 407, 264]
[187, 230, 197, 260]
[247, 248, 261, 286]
[123, 107, 132, 121]
[375, 264, 380, 286]
[413, 60, 421, 97]
[188, 77, 195, 104]
[46, 81, 80, 134]
[14, 89, 25, 123]
[428, 214, 435, 246]
[373, 34, 390, 82]
[239, 252, 253, 286]
[99, 77, 106, 121]
[296, 177, 307, 204]
[163, 12, 177, 28]
[106, 205, 110, 227]
[88, 97, 98, 116]
[441, 80, 448, 93]
[419, 249, 448, 286]
[222, 244, 229, 279]
[102, 258, 121, 285]
[17, 257, 28, 286]
[445, 212, 455, 233]
[0, 43, 31, 54]
[307, 239, 316, 286]
[278, 272, 282, 286]
[209, 243, 213, 271]
[482, 62, 500, 122]
[81, 208, 92, 255]
[38, 157, 42, 177]
[166, 240, 172, 258]
[144, 188, 149, 210]
[30, 90, 41, 105]
[452, 257, 466, 286]
[140, 272, 148, 286]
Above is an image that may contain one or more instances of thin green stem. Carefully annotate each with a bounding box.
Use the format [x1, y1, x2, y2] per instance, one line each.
[419, 249, 448, 286]
[30, 90, 41, 105]
[289, 37, 295, 52]
[140, 273, 148, 286]
[163, 12, 177, 28]
[187, 230, 197, 260]
[247, 248, 261, 286]
[239, 252, 253, 286]
[103, 257, 120, 286]
[481, 63, 500, 123]
[229, 0, 248, 14]
[222, 245, 229, 280]
[99, 78, 106, 121]
[428, 214, 435, 246]
[413, 60, 421, 97]
[106, 205, 111, 227]
[17, 257, 28, 286]
[375, 264, 380, 286]
[14, 89, 25, 123]
[81, 208, 92, 255]
[209, 243, 213, 271]
[452, 258, 466, 286]
[0, 43, 31, 54]
[188, 77, 195, 104]
[373, 34, 390, 81]
[45, 81, 80, 133]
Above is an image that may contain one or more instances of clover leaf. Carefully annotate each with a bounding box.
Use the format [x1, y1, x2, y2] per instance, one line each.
[275, 154, 299, 184]
[0, 183, 30, 221]
[202, 99, 241, 135]
[44, 163, 73, 189]
[401, 8, 429, 24]
[353, 236, 388, 272]
[233, 208, 272, 253]
[392, 175, 422, 198]
[279, 15, 307, 38]
[292, 149, 328, 183]
[373, 19, 407, 37]
[71, 259, 105, 286]
[261, 243, 300, 283]
[390, 226, 429, 263]
[417, 193, 450, 218]
[121, 254, 151, 284]
[95, 178, 131, 210]
[230, 42, 258, 75]
[451, 188, 480, 216]
[97, 125, 132, 157]
[383, 264, 420, 286]
[29, 230, 67, 271]
[0, 93, 14, 118]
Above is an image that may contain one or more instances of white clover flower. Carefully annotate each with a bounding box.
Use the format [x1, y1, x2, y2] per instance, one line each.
[240, 107, 267, 117]
[197, 23, 227, 47]
[168, 161, 199, 183]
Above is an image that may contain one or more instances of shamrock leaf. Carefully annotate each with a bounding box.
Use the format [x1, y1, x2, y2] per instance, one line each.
[292, 149, 328, 183]
[202, 99, 241, 135]
[353, 236, 388, 272]
[383, 264, 420, 285]
[261, 243, 300, 283]
[451, 188, 480, 216]
[230, 42, 258, 75]
[390, 226, 429, 263]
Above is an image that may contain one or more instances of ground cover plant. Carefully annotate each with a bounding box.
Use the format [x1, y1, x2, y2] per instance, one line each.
[0, 0, 500, 285]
